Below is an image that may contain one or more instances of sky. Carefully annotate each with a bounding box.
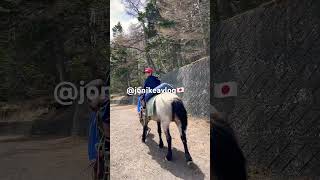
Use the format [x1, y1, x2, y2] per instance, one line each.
[110, 0, 139, 39]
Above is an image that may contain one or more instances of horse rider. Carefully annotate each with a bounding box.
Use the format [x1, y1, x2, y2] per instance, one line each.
[85, 79, 110, 180]
[141, 67, 161, 108]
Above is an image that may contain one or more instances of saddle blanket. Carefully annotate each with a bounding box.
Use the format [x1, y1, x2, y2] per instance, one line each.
[146, 95, 157, 117]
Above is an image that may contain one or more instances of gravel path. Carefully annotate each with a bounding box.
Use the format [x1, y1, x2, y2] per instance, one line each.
[110, 104, 210, 180]
[0, 137, 91, 180]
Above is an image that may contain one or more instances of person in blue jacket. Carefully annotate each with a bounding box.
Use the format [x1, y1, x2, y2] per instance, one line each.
[141, 67, 161, 107]
[86, 79, 109, 179]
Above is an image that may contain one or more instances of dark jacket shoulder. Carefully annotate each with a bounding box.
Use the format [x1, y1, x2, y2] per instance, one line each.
[144, 75, 161, 89]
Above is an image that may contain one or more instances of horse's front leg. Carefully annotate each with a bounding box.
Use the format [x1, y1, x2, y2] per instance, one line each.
[181, 131, 193, 164]
[142, 123, 148, 143]
[157, 121, 164, 148]
[164, 125, 172, 161]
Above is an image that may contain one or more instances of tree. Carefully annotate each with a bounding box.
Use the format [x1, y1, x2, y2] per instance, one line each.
[110, 0, 210, 92]
[1, 0, 110, 137]
[112, 22, 123, 37]
[122, 0, 157, 71]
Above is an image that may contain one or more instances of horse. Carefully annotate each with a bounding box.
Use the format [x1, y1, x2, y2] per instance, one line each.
[86, 79, 110, 180]
[139, 92, 193, 164]
[211, 112, 247, 180]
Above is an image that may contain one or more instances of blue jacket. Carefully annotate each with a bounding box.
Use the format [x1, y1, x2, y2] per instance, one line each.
[88, 112, 98, 161]
[143, 75, 161, 90]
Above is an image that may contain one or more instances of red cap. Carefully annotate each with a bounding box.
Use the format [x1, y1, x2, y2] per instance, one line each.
[144, 67, 153, 73]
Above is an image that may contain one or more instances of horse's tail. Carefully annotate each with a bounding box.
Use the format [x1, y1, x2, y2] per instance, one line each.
[171, 98, 188, 132]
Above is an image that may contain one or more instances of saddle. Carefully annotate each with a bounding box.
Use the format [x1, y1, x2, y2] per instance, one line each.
[138, 83, 175, 118]
[146, 95, 157, 117]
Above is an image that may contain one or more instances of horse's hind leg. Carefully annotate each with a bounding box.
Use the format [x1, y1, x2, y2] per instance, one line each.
[163, 122, 172, 161]
[181, 130, 193, 163]
[174, 120, 193, 163]
[157, 122, 164, 148]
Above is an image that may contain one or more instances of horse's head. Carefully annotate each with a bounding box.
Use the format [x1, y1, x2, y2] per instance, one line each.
[88, 95, 107, 111]
[85, 79, 108, 111]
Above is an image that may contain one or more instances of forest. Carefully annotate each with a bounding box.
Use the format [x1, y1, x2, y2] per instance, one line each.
[110, 0, 210, 94]
[110, 0, 271, 94]
[0, 0, 272, 99]
[0, 0, 109, 102]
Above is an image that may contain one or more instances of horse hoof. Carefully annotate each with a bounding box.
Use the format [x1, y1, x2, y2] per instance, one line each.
[165, 155, 172, 161]
[141, 138, 146, 143]
[185, 154, 192, 163]
[187, 160, 193, 166]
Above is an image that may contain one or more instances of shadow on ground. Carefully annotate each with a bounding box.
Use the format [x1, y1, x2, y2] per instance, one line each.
[145, 133, 205, 180]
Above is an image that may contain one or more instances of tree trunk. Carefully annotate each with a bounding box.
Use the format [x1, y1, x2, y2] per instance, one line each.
[56, 59, 65, 82]
[127, 69, 130, 88]
[54, 40, 66, 82]
[71, 102, 80, 137]
[141, 22, 157, 71]
[198, 1, 208, 54]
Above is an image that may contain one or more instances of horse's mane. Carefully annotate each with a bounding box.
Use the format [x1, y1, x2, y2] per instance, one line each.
[211, 116, 247, 180]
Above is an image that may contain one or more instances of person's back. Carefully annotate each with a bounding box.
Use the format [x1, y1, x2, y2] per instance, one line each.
[142, 67, 161, 104]
[144, 75, 161, 90]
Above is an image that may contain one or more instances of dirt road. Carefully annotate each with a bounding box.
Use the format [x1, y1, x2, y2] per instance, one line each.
[0, 137, 91, 180]
[110, 104, 210, 180]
